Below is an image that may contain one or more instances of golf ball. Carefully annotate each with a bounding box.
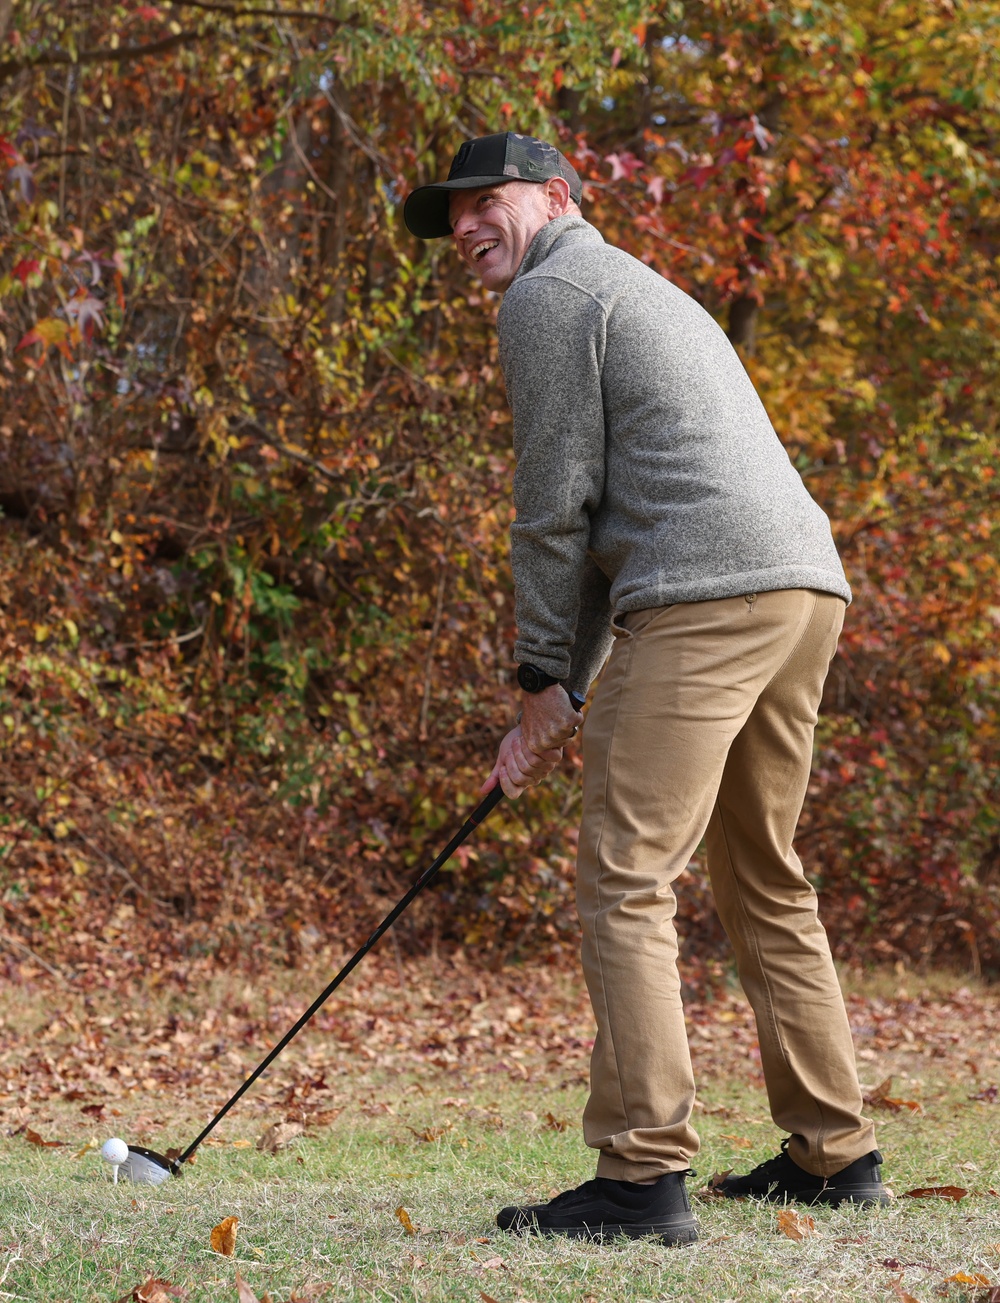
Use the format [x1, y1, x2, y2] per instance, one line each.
[102, 1137, 129, 1165]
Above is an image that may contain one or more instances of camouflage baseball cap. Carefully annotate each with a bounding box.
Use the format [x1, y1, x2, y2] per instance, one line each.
[403, 132, 582, 239]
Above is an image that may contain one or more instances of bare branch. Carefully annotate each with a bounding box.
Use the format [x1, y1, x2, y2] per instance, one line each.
[0, 30, 199, 83]
[167, 0, 331, 17]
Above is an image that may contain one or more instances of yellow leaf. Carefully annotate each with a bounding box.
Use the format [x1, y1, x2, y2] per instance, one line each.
[34, 624, 50, 643]
[210, 1215, 239, 1256]
[396, 1205, 416, 1236]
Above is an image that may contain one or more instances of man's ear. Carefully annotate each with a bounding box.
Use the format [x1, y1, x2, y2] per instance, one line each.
[544, 176, 573, 218]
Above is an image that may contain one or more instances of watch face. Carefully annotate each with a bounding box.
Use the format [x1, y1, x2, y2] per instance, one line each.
[517, 664, 543, 693]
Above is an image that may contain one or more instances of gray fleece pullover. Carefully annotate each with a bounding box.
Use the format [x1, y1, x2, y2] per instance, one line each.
[496, 214, 851, 694]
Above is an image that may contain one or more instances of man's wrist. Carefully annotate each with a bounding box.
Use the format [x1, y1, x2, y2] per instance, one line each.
[516, 662, 564, 694]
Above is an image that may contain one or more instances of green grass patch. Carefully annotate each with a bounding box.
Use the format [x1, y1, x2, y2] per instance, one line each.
[1, 964, 998, 1300]
[3, 1069, 999, 1301]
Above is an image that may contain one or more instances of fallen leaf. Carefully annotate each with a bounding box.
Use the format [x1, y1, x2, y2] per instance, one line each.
[72, 1141, 97, 1159]
[890, 1280, 920, 1303]
[479, 1294, 500, 1303]
[777, 1209, 816, 1241]
[407, 1124, 452, 1142]
[719, 1133, 753, 1148]
[25, 1127, 64, 1148]
[543, 1112, 569, 1132]
[210, 1215, 239, 1256]
[235, 1273, 261, 1303]
[902, 1186, 968, 1202]
[231, 1138, 253, 1149]
[114, 1279, 189, 1303]
[970, 1085, 998, 1103]
[863, 1077, 922, 1113]
[945, 1273, 992, 1286]
[707, 1169, 733, 1191]
[396, 1205, 416, 1236]
[256, 1121, 304, 1153]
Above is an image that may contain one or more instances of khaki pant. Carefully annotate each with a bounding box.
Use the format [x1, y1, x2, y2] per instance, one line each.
[577, 588, 875, 1181]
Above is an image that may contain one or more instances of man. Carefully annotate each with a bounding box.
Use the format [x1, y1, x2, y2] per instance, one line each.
[404, 133, 886, 1247]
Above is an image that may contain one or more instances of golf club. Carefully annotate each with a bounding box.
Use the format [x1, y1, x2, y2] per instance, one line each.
[106, 782, 507, 1183]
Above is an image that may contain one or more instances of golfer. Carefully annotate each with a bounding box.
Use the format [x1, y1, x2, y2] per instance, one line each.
[404, 133, 886, 1246]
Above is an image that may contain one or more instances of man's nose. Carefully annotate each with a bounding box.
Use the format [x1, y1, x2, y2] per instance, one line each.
[451, 207, 478, 241]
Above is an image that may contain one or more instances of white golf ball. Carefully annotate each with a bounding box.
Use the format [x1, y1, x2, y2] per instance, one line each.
[102, 1138, 129, 1165]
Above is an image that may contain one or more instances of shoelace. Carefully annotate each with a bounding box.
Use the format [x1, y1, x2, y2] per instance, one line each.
[744, 1140, 793, 1182]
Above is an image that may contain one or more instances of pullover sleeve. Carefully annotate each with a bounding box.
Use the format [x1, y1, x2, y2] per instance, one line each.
[498, 274, 611, 690]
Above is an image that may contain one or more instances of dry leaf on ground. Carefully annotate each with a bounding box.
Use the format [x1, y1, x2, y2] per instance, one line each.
[396, 1205, 416, 1236]
[407, 1124, 452, 1142]
[777, 1209, 816, 1241]
[890, 1280, 920, 1303]
[235, 1270, 270, 1303]
[863, 1077, 922, 1114]
[114, 1279, 189, 1303]
[543, 1112, 569, 1132]
[719, 1133, 753, 1148]
[902, 1185, 968, 1202]
[945, 1273, 993, 1287]
[211, 1215, 239, 1256]
[256, 1120, 304, 1153]
[24, 1126, 64, 1147]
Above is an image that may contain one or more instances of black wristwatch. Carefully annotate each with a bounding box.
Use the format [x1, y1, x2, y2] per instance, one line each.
[517, 663, 563, 695]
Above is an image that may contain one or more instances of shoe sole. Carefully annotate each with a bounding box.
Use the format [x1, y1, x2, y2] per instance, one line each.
[718, 1185, 890, 1208]
[502, 1217, 700, 1247]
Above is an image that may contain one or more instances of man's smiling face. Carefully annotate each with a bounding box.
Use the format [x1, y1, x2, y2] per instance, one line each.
[449, 179, 564, 292]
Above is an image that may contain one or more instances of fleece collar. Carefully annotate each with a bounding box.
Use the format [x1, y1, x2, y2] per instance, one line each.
[511, 214, 605, 285]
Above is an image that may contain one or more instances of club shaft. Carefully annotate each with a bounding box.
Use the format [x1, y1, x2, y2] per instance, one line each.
[177, 784, 505, 1166]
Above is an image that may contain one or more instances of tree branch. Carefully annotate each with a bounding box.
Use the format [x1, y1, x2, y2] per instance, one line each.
[167, 1, 331, 16]
[0, 30, 199, 83]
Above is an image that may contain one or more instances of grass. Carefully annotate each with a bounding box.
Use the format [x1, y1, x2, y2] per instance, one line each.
[1, 966, 998, 1302]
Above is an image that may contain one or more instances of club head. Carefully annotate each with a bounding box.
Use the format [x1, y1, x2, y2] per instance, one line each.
[118, 1145, 180, 1185]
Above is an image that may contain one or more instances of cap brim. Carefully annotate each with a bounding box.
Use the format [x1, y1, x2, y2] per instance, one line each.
[403, 175, 516, 239]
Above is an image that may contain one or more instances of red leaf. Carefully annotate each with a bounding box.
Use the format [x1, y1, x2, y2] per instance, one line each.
[11, 258, 40, 285]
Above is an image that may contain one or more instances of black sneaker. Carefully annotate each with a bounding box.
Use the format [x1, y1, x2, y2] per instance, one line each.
[712, 1140, 889, 1206]
[496, 1172, 699, 1246]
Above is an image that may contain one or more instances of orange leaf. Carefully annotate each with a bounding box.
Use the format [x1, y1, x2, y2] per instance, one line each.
[903, 1186, 968, 1202]
[25, 1127, 64, 1148]
[210, 1215, 239, 1256]
[777, 1209, 816, 1241]
[396, 1205, 416, 1236]
[945, 1272, 992, 1286]
[114, 1280, 188, 1303]
[543, 1112, 569, 1132]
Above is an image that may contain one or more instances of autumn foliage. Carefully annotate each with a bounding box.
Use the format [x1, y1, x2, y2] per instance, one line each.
[1, 1, 998, 983]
